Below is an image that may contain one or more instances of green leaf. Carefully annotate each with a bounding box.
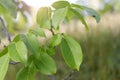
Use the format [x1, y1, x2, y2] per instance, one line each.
[39, 46, 55, 56]
[0, 0, 17, 18]
[46, 47, 55, 56]
[13, 34, 40, 59]
[66, 8, 75, 22]
[71, 4, 100, 23]
[13, 34, 32, 53]
[26, 33, 40, 56]
[16, 62, 37, 80]
[52, 1, 70, 9]
[60, 35, 83, 70]
[0, 47, 8, 57]
[13, 34, 31, 52]
[0, 53, 9, 80]
[34, 53, 56, 75]
[52, 7, 68, 29]
[71, 3, 84, 10]
[29, 28, 46, 37]
[16, 41, 28, 62]
[70, 8, 88, 31]
[13, 34, 22, 42]
[37, 7, 51, 29]
[0, 4, 9, 16]
[50, 33, 62, 47]
[83, 7, 100, 23]
[8, 41, 28, 63]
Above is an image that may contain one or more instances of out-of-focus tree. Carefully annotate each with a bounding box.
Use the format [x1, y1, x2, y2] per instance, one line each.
[0, 0, 32, 37]
[0, 1, 100, 80]
[99, 0, 120, 13]
[76, 0, 120, 13]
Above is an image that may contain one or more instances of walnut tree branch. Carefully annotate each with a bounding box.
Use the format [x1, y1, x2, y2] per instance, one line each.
[50, 28, 55, 36]
[62, 70, 75, 80]
[0, 16, 11, 42]
[9, 62, 20, 65]
[0, 16, 19, 65]
[50, 19, 55, 36]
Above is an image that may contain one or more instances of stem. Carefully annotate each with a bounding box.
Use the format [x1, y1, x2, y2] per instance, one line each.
[9, 62, 20, 65]
[0, 16, 19, 65]
[50, 28, 54, 36]
[50, 20, 55, 36]
[0, 16, 11, 42]
[62, 70, 75, 80]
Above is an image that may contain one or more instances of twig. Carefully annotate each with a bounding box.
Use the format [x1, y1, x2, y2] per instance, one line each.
[0, 16, 19, 65]
[9, 62, 20, 65]
[50, 28, 55, 36]
[50, 19, 55, 36]
[0, 16, 11, 42]
[62, 70, 75, 80]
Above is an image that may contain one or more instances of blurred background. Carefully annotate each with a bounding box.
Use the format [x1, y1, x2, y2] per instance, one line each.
[0, 0, 120, 80]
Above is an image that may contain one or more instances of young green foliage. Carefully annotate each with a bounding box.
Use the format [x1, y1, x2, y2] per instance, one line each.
[0, 0, 17, 18]
[8, 41, 28, 63]
[60, 35, 83, 70]
[49, 33, 62, 47]
[70, 8, 89, 30]
[0, 47, 8, 57]
[34, 53, 56, 75]
[13, 33, 40, 59]
[52, 1, 70, 9]
[16, 62, 37, 80]
[0, 0, 100, 80]
[0, 53, 9, 80]
[37, 7, 51, 29]
[29, 28, 46, 37]
[52, 1, 100, 30]
[52, 7, 68, 29]
[71, 4, 100, 23]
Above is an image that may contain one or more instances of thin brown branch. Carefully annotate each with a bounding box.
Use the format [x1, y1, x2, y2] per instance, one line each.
[0, 43, 19, 65]
[50, 28, 55, 36]
[0, 16, 20, 65]
[0, 16, 11, 42]
[62, 70, 75, 80]
[50, 19, 55, 36]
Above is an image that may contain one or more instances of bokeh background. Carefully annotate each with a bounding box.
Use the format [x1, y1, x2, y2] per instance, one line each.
[0, 0, 120, 80]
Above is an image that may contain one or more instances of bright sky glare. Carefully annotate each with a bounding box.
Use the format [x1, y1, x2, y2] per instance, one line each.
[23, 0, 76, 9]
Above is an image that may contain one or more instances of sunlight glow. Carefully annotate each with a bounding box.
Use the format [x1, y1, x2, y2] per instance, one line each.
[23, 0, 76, 9]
